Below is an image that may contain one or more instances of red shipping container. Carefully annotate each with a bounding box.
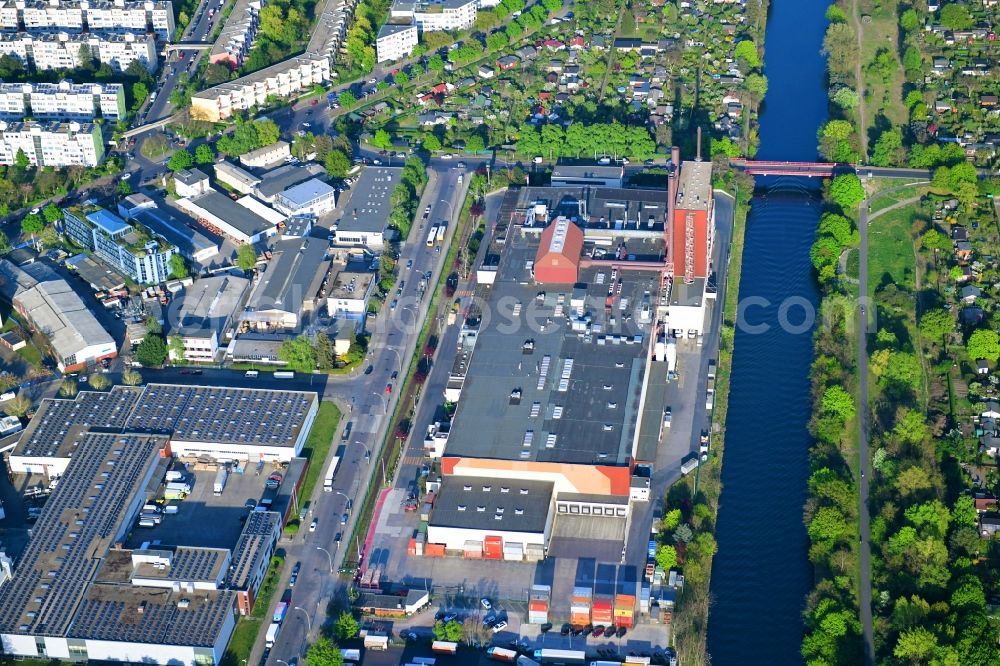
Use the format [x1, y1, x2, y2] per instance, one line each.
[528, 600, 548, 612]
[591, 599, 613, 624]
[464, 549, 483, 559]
[425, 543, 446, 557]
[614, 614, 634, 629]
[484, 536, 503, 560]
[407, 538, 417, 556]
[569, 611, 589, 627]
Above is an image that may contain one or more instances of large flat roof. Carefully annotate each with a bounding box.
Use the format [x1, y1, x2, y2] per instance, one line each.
[276, 178, 336, 208]
[166, 274, 250, 339]
[244, 230, 331, 317]
[443, 233, 659, 465]
[674, 160, 713, 211]
[429, 476, 553, 533]
[185, 190, 276, 239]
[338, 166, 401, 233]
[0, 432, 168, 637]
[551, 164, 624, 181]
[227, 511, 280, 590]
[255, 163, 321, 199]
[12, 383, 319, 459]
[132, 206, 220, 260]
[516, 185, 668, 236]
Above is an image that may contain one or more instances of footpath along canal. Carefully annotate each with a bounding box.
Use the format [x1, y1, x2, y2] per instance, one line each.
[706, 0, 830, 663]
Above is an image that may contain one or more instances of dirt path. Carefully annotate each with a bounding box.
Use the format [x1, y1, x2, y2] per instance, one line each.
[850, 0, 868, 158]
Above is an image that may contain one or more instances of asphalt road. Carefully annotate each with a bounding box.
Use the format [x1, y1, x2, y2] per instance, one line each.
[257, 161, 480, 666]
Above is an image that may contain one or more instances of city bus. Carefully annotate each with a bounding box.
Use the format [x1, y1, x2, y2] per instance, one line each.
[426, 224, 438, 247]
[435, 223, 447, 244]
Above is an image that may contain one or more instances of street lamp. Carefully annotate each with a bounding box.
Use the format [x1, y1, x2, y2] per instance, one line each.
[371, 391, 387, 413]
[293, 606, 312, 635]
[439, 198, 455, 222]
[315, 546, 333, 574]
[275, 660, 289, 666]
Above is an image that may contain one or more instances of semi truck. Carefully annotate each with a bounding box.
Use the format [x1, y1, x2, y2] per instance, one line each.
[273, 371, 295, 379]
[432, 641, 458, 654]
[532, 649, 585, 665]
[324, 445, 344, 492]
[272, 602, 288, 624]
[265, 622, 280, 648]
[213, 467, 228, 496]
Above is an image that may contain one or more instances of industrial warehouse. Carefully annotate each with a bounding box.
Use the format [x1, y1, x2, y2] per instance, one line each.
[0, 383, 318, 663]
[420, 153, 716, 563]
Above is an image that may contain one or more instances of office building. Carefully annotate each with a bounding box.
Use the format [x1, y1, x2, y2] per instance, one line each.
[0, 120, 103, 166]
[117, 194, 220, 264]
[214, 160, 260, 194]
[333, 166, 400, 250]
[326, 259, 377, 318]
[376, 22, 417, 63]
[173, 168, 211, 198]
[209, 0, 264, 68]
[0, 259, 116, 372]
[62, 206, 177, 284]
[190, 54, 329, 122]
[165, 275, 250, 362]
[273, 178, 336, 217]
[0, 81, 125, 120]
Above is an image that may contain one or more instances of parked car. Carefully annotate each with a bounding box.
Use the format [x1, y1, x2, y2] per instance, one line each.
[491, 620, 507, 633]
[480, 597, 492, 610]
[309, 518, 317, 532]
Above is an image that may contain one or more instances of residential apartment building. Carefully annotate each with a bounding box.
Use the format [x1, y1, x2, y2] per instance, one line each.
[190, 54, 329, 122]
[388, 0, 478, 32]
[376, 22, 417, 63]
[0, 81, 124, 119]
[0, 31, 157, 72]
[209, 0, 263, 69]
[0, 1, 174, 41]
[63, 206, 177, 284]
[0, 120, 103, 166]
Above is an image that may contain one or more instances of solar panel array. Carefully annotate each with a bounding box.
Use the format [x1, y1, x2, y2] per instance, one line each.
[152, 547, 228, 584]
[0, 432, 165, 635]
[15, 387, 143, 457]
[127, 384, 316, 447]
[226, 511, 279, 590]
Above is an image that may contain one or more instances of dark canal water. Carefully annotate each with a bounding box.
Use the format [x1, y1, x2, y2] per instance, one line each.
[706, 1, 829, 663]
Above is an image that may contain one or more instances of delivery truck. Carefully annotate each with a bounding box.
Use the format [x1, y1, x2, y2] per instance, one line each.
[265, 622, 280, 648]
[432, 641, 458, 654]
[486, 646, 517, 661]
[213, 467, 228, 496]
[272, 602, 288, 624]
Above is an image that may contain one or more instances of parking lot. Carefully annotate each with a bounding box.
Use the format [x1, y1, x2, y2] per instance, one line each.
[123, 464, 274, 550]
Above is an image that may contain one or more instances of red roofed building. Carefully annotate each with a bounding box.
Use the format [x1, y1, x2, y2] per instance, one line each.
[569, 35, 585, 48]
[534, 217, 583, 284]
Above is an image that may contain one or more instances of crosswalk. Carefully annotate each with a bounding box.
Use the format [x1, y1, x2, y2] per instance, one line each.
[401, 454, 423, 466]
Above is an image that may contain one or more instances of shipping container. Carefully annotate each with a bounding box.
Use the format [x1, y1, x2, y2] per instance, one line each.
[425, 543, 446, 557]
[138, 519, 156, 528]
[533, 648, 585, 664]
[569, 611, 589, 627]
[483, 535, 503, 560]
[464, 540, 483, 559]
[363, 633, 389, 650]
[486, 646, 517, 661]
[213, 467, 228, 495]
[431, 641, 458, 654]
[273, 371, 295, 379]
[165, 482, 191, 493]
[591, 597, 613, 624]
[503, 542, 523, 561]
[420, 503, 433, 521]
[340, 649, 361, 662]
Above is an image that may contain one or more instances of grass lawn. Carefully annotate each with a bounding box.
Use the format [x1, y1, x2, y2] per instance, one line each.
[218, 617, 262, 666]
[870, 183, 929, 214]
[16, 344, 42, 368]
[859, 7, 908, 131]
[846, 248, 860, 280]
[298, 401, 342, 501]
[867, 206, 916, 299]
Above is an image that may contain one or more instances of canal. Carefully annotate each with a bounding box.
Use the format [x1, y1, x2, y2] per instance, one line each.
[706, 0, 829, 663]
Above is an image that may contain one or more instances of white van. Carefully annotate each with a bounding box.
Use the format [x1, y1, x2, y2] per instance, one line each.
[245, 370, 258, 378]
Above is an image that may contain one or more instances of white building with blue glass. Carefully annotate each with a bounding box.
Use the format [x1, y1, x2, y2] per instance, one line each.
[62, 206, 176, 284]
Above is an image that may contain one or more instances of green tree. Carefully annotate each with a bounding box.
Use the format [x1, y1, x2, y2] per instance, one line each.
[918, 309, 953, 342]
[21, 213, 44, 236]
[122, 369, 143, 386]
[88, 373, 110, 390]
[132, 81, 149, 109]
[821, 385, 855, 421]
[118, 180, 133, 196]
[825, 4, 847, 23]
[3, 392, 31, 417]
[423, 133, 442, 152]
[655, 544, 678, 570]
[733, 40, 760, 68]
[899, 8, 919, 32]
[305, 636, 343, 666]
[432, 619, 463, 642]
[427, 54, 445, 73]
[871, 128, 904, 167]
[325, 149, 351, 179]
[952, 496, 978, 529]
[42, 204, 62, 224]
[145, 316, 162, 335]
[967, 329, 1000, 362]
[58, 379, 78, 398]
[236, 244, 258, 271]
[893, 626, 937, 663]
[817, 212, 857, 247]
[939, 3, 973, 30]
[13, 147, 30, 171]
[169, 254, 187, 279]
[194, 144, 215, 165]
[167, 149, 193, 172]
[465, 133, 485, 153]
[333, 611, 359, 641]
[278, 336, 316, 373]
[919, 229, 951, 253]
[745, 73, 768, 98]
[828, 174, 865, 209]
[394, 70, 409, 86]
[338, 91, 357, 109]
[662, 508, 682, 531]
[168, 335, 187, 363]
[830, 86, 858, 110]
[315, 332, 333, 370]
[136, 334, 168, 367]
[372, 129, 392, 151]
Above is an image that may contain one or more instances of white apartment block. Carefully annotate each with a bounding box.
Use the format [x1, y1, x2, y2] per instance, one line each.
[0, 120, 104, 167]
[0, 1, 174, 41]
[0, 80, 125, 119]
[376, 22, 417, 63]
[0, 31, 157, 72]
[209, 0, 263, 68]
[191, 54, 329, 122]
[389, 0, 478, 33]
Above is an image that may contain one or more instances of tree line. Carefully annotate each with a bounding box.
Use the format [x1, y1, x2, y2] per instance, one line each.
[515, 122, 657, 160]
